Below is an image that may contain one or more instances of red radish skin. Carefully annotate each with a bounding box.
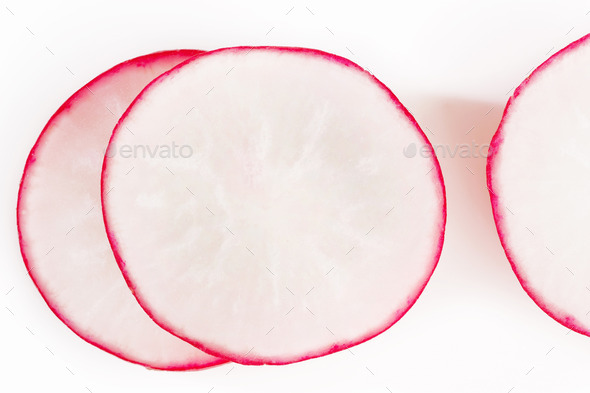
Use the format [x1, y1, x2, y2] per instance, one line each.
[488, 33, 590, 337]
[102, 46, 447, 365]
[17, 50, 226, 370]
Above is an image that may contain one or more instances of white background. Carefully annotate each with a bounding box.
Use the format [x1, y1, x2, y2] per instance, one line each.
[1, 1, 590, 392]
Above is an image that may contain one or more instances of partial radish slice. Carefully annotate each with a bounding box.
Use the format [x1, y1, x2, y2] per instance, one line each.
[17, 50, 226, 370]
[488, 34, 590, 336]
[102, 47, 446, 365]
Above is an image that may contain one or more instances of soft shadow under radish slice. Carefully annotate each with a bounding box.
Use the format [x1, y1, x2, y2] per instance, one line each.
[102, 46, 447, 365]
[17, 50, 226, 370]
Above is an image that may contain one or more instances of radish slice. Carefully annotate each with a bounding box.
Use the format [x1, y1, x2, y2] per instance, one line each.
[488, 34, 590, 336]
[17, 50, 226, 370]
[102, 47, 446, 365]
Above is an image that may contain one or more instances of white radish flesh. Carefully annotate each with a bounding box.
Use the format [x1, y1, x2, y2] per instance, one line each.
[488, 34, 590, 336]
[102, 47, 446, 365]
[18, 50, 226, 370]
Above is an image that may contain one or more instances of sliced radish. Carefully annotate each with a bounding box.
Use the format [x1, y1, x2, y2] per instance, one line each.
[102, 47, 446, 365]
[488, 34, 590, 335]
[18, 50, 226, 370]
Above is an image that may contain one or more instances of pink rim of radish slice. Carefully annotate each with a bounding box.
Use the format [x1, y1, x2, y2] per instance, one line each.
[488, 33, 590, 336]
[102, 46, 447, 365]
[17, 50, 227, 370]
